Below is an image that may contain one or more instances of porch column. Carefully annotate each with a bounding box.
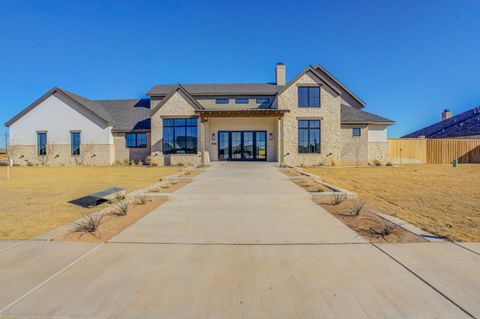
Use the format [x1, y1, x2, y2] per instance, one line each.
[279, 116, 285, 165]
[200, 116, 207, 166]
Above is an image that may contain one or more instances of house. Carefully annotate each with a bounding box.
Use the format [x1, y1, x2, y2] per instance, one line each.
[5, 63, 394, 166]
[403, 107, 480, 139]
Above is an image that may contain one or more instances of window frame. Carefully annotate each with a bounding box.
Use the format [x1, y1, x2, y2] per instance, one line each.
[298, 86, 320, 107]
[125, 133, 148, 148]
[162, 118, 198, 155]
[352, 128, 362, 137]
[255, 98, 270, 105]
[235, 98, 249, 104]
[297, 120, 321, 154]
[70, 131, 81, 156]
[215, 98, 229, 105]
[37, 131, 47, 156]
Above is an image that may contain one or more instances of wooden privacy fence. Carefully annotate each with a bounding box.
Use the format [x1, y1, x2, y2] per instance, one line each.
[388, 138, 480, 164]
[388, 138, 427, 164]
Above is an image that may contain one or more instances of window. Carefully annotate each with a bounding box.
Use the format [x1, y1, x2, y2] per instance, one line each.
[71, 132, 81, 155]
[256, 98, 270, 104]
[215, 99, 229, 104]
[298, 87, 320, 107]
[126, 133, 147, 148]
[163, 118, 198, 154]
[37, 132, 47, 156]
[352, 128, 361, 137]
[235, 98, 249, 104]
[298, 120, 320, 153]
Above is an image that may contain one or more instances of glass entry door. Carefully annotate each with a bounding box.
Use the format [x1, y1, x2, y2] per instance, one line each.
[217, 131, 267, 161]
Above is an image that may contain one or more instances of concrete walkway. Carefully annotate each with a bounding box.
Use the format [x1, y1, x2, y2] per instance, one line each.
[0, 163, 479, 318]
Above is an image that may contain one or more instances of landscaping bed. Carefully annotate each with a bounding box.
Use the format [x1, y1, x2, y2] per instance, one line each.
[55, 199, 166, 242]
[305, 165, 480, 241]
[0, 166, 180, 239]
[314, 197, 426, 243]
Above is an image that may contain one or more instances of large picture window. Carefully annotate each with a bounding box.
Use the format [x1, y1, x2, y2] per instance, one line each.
[71, 132, 81, 155]
[298, 120, 320, 153]
[37, 132, 47, 156]
[298, 87, 320, 107]
[163, 118, 198, 154]
[126, 133, 147, 148]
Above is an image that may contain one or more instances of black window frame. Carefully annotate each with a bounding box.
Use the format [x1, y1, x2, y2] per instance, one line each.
[256, 98, 270, 105]
[71, 131, 81, 156]
[352, 128, 361, 137]
[235, 98, 249, 104]
[298, 86, 320, 107]
[37, 132, 47, 156]
[125, 133, 147, 148]
[162, 118, 198, 155]
[298, 120, 321, 154]
[215, 98, 229, 104]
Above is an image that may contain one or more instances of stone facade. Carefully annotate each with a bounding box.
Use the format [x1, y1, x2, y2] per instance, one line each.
[278, 72, 342, 166]
[368, 142, 388, 164]
[113, 132, 151, 163]
[340, 125, 368, 166]
[8, 144, 113, 166]
[150, 90, 201, 166]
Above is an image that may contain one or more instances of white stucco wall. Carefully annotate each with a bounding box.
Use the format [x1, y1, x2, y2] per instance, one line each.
[207, 117, 278, 162]
[367, 125, 388, 142]
[9, 94, 113, 145]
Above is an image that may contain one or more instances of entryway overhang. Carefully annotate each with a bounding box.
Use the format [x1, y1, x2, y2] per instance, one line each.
[195, 109, 289, 166]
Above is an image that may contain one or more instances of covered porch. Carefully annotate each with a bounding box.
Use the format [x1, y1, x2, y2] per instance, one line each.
[196, 109, 288, 164]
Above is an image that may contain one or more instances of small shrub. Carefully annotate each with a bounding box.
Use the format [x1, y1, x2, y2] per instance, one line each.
[123, 159, 129, 166]
[73, 213, 104, 233]
[129, 160, 135, 166]
[113, 199, 129, 216]
[350, 200, 365, 216]
[177, 163, 185, 167]
[373, 160, 382, 166]
[364, 215, 398, 238]
[146, 155, 158, 166]
[386, 162, 393, 166]
[331, 192, 347, 205]
[330, 159, 337, 166]
[135, 192, 148, 205]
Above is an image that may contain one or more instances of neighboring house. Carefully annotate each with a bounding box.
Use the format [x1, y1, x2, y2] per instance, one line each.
[403, 107, 480, 139]
[5, 63, 394, 166]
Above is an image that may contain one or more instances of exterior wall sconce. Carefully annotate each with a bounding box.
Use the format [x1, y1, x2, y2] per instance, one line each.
[269, 132, 273, 141]
[211, 133, 216, 141]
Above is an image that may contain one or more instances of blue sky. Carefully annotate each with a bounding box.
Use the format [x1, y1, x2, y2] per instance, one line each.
[0, 0, 479, 141]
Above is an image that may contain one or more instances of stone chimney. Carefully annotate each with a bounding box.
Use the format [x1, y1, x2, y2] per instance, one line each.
[275, 62, 286, 86]
[442, 109, 452, 121]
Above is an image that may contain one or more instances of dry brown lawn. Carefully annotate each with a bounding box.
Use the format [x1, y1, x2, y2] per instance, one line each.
[304, 165, 480, 241]
[0, 166, 179, 240]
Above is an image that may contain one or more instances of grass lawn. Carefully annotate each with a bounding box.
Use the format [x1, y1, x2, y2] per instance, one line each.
[304, 165, 480, 242]
[0, 166, 179, 240]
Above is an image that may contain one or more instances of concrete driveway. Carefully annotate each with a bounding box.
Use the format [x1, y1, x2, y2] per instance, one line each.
[0, 162, 479, 318]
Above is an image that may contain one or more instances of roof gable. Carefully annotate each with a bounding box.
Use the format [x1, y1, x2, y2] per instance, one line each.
[5, 87, 113, 127]
[150, 84, 204, 115]
[278, 65, 366, 108]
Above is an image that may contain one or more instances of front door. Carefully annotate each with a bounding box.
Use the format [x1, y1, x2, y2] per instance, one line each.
[218, 131, 267, 161]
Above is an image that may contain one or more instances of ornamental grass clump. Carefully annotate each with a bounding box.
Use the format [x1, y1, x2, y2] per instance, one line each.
[350, 200, 365, 216]
[73, 213, 104, 233]
[331, 193, 347, 205]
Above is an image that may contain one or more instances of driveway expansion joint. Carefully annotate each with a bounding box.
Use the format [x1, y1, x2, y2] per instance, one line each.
[0, 243, 105, 315]
[371, 243, 477, 319]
